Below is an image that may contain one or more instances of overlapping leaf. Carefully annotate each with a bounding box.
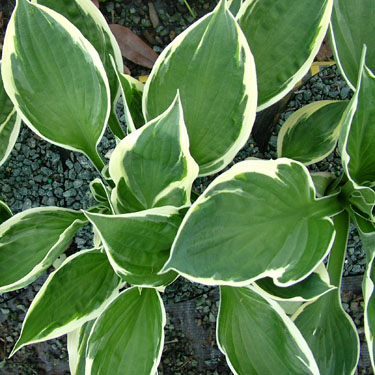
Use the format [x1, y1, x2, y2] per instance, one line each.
[330, 0, 375, 89]
[338, 48, 375, 219]
[68, 320, 95, 375]
[277, 100, 347, 165]
[35, 0, 125, 139]
[85, 207, 181, 287]
[217, 286, 320, 375]
[293, 289, 360, 375]
[109, 94, 198, 213]
[238, 0, 332, 110]
[0, 199, 12, 225]
[0, 207, 86, 292]
[0, 60, 21, 166]
[112, 62, 145, 132]
[255, 264, 334, 302]
[2, 0, 110, 170]
[11, 250, 120, 354]
[294, 211, 360, 374]
[86, 287, 165, 375]
[143, 0, 257, 175]
[162, 158, 343, 286]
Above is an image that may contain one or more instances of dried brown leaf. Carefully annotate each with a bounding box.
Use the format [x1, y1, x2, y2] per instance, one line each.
[148, 2, 159, 29]
[109, 24, 158, 69]
[91, 0, 100, 9]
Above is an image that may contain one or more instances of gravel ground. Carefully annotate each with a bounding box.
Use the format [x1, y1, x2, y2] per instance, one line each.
[0, 0, 372, 374]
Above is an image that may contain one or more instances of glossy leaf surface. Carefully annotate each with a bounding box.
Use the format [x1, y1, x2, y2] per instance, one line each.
[0, 207, 86, 292]
[86, 287, 165, 375]
[330, 0, 375, 89]
[143, 0, 257, 175]
[109, 94, 198, 213]
[217, 286, 319, 375]
[12, 250, 120, 354]
[2, 0, 110, 166]
[163, 159, 342, 286]
[86, 207, 180, 287]
[238, 0, 332, 110]
[277, 100, 347, 165]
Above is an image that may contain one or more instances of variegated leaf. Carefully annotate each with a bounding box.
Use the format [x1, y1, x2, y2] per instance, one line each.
[11, 250, 120, 355]
[86, 287, 165, 375]
[109, 94, 198, 213]
[217, 286, 320, 375]
[330, 0, 375, 89]
[2, 0, 110, 172]
[238, 0, 332, 110]
[34, 0, 125, 139]
[143, 0, 257, 175]
[277, 100, 347, 165]
[162, 158, 343, 286]
[0, 207, 87, 292]
[85, 206, 181, 287]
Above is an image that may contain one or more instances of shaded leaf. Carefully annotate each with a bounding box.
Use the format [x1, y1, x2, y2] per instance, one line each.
[238, 0, 333, 110]
[217, 286, 319, 375]
[363, 254, 375, 370]
[255, 264, 334, 302]
[86, 287, 165, 375]
[163, 159, 343, 286]
[11, 250, 120, 355]
[143, 0, 257, 175]
[113, 65, 145, 132]
[0, 207, 86, 292]
[109, 24, 158, 69]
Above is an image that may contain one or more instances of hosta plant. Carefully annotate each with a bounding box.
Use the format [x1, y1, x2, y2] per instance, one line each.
[0, 0, 374, 374]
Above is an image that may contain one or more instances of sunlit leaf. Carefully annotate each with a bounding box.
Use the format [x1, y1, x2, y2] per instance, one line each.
[2, 0, 110, 170]
[330, 0, 375, 89]
[238, 0, 332, 110]
[0, 207, 86, 292]
[143, 0, 257, 175]
[86, 287, 165, 375]
[109, 94, 198, 213]
[217, 286, 319, 375]
[11, 250, 120, 355]
[277, 100, 347, 165]
[85, 206, 181, 287]
[163, 159, 343, 286]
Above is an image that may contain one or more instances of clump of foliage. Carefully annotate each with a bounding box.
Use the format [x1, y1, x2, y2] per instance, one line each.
[0, 0, 374, 374]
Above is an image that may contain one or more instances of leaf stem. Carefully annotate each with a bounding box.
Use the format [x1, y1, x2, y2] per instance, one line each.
[183, 0, 197, 19]
[327, 211, 350, 287]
